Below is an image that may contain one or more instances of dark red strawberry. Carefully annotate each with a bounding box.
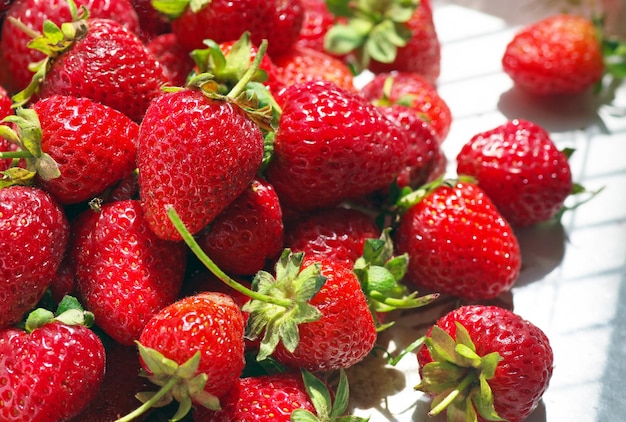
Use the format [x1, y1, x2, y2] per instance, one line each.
[196, 178, 283, 276]
[295, 0, 336, 54]
[284, 207, 381, 268]
[416, 305, 554, 422]
[266, 80, 408, 212]
[70, 199, 187, 345]
[0, 85, 11, 119]
[1, 0, 140, 91]
[456, 119, 574, 227]
[0, 185, 68, 329]
[129, 0, 170, 42]
[157, 0, 304, 57]
[146, 32, 194, 86]
[0, 300, 106, 421]
[394, 179, 521, 300]
[360, 71, 452, 142]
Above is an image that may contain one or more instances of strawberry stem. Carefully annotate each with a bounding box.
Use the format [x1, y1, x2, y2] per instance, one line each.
[227, 39, 268, 100]
[427, 373, 474, 416]
[114, 377, 178, 422]
[167, 207, 292, 308]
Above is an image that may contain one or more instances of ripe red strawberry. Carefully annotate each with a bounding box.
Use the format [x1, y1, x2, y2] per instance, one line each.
[502, 14, 605, 95]
[130, 292, 246, 420]
[416, 305, 554, 422]
[0, 301, 106, 421]
[0, 85, 11, 119]
[324, 0, 440, 82]
[137, 81, 265, 241]
[196, 178, 283, 276]
[273, 44, 356, 94]
[456, 119, 574, 227]
[20, 17, 168, 122]
[360, 71, 452, 142]
[0, 0, 140, 91]
[129, 0, 170, 42]
[157, 0, 304, 57]
[394, 180, 521, 300]
[266, 80, 408, 212]
[284, 207, 381, 268]
[146, 32, 195, 86]
[70, 199, 188, 345]
[0, 185, 68, 329]
[295, 0, 336, 54]
[269, 254, 378, 372]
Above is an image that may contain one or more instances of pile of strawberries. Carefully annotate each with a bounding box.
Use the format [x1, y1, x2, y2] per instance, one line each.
[0, 0, 623, 421]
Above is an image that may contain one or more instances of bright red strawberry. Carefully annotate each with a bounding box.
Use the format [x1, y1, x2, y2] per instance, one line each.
[0, 0, 140, 91]
[0, 302, 106, 421]
[295, 0, 336, 54]
[137, 81, 265, 241]
[502, 14, 605, 95]
[146, 32, 195, 86]
[20, 17, 168, 122]
[266, 80, 408, 212]
[394, 180, 521, 300]
[284, 207, 381, 268]
[273, 44, 356, 94]
[196, 178, 283, 276]
[456, 119, 574, 228]
[269, 254, 378, 372]
[0, 85, 11, 119]
[416, 305, 554, 422]
[157, 0, 304, 57]
[129, 292, 246, 420]
[0, 185, 68, 329]
[360, 71, 452, 142]
[324, 0, 440, 82]
[70, 199, 187, 345]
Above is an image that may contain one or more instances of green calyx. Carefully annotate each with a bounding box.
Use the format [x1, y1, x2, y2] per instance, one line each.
[10, 0, 89, 107]
[151, 0, 210, 20]
[167, 207, 326, 363]
[114, 344, 219, 422]
[353, 228, 438, 330]
[415, 322, 504, 422]
[324, 0, 418, 71]
[292, 369, 370, 422]
[24, 295, 95, 333]
[0, 107, 60, 187]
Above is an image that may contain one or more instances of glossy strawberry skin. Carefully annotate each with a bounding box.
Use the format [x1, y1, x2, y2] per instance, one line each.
[267, 80, 407, 212]
[197, 178, 283, 276]
[295, 0, 335, 53]
[0, 185, 69, 329]
[417, 305, 554, 422]
[456, 119, 573, 227]
[146, 33, 195, 87]
[138, 292, 246, 399]
[195, 372, 317, 422]
[39, 18, 167, 122]
[0, 321, 106, 422]
[502, 14, 604, 95]
[0, 0, 140, 91]
[32, 95, 138, 205]
[284, 207, 381, 268]
[137, 89, 264, 241]
[367, 0, 441, 83]
[394, 181, 521, 300]
[272, 255, 377, 372]
[71, 200, 187, 345]
[360, 71, 452, 142]
[171, 0, 304, 57]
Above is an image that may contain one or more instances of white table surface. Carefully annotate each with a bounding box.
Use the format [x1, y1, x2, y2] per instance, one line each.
[349, 1, 626, 421]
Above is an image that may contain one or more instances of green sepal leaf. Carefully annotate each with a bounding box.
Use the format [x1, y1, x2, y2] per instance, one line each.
[418, 361, 467, 394]
[325, 0, 353, 17]
[136, 342, 180, 379]
[0, 167, 36, 187]
[290, 409, 321, 422]
[324, 19, 372, 55]
[151, 0, 193, 19]
[302, 369, 333, 418]
[24, 308, 55, 333]
[470, 375, 506, 421]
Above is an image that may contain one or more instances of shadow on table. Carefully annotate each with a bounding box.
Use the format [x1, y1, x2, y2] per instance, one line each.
[514, 220, 567, 288]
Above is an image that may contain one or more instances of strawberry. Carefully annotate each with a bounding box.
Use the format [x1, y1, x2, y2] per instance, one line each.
[146, 32, 195, 86]
[502, 14, 605, 95]
[266, 80, 408, 212]
[15, 14, 168, 122]
[0, 298, 106, 421]
[0, 185, 68, 329]
[154, 0, 304, 57]
[70, 199, 188, 345]
[196, 178, 284, 276]
[394, 179, 522, 300]
[416, 305, 554, 422]
[0, 85, 11, 119]
[129, 0, 170, 42]
[272, 44, 356, 94]
[137, 74, 265, 241]
[324, 0, 441, 82]
[456, 119, 574, 228]
[0, 0, 140, 91]
[360, 71, 452, 142]
[295, 0, 335, 54]
[127, 292, 246, 420]
[283, 207, 381, 268]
